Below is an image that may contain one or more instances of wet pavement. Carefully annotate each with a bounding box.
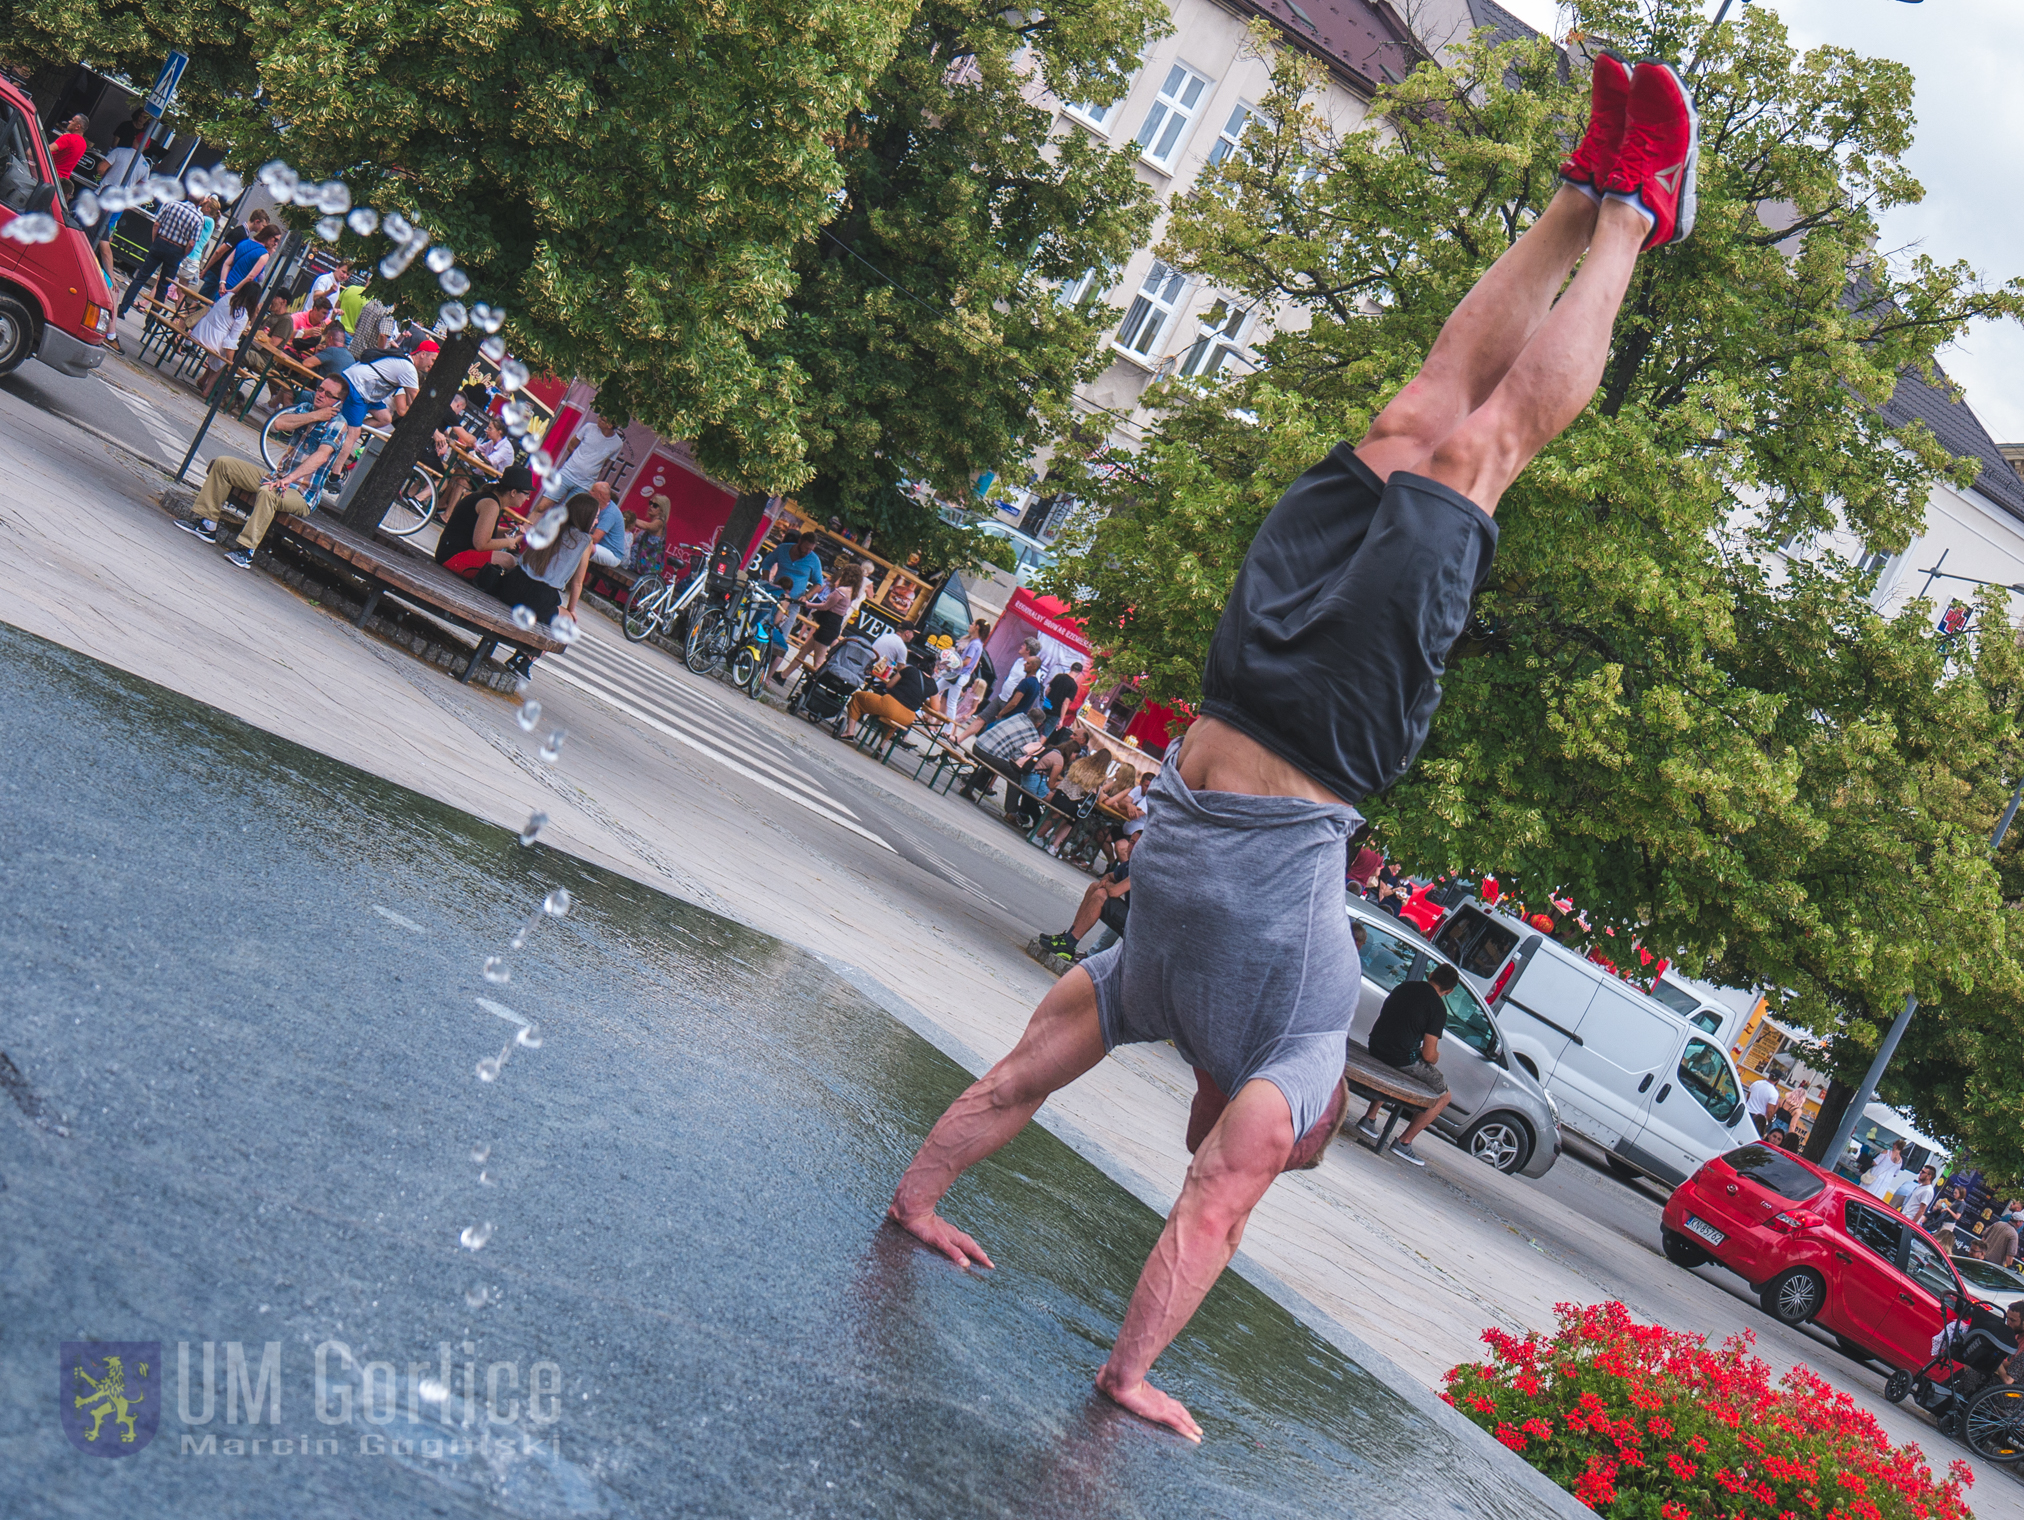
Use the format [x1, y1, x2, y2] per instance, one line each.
[0, 623, 1557, 1517]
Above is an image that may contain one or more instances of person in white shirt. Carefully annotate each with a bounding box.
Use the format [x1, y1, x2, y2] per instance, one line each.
[339, 342, 436, 428]
[190, 284, 261, 399]
[535, 415, 624, 506]
[1862, 1140, 1907, 1200]
[1744, 1076, 1781, 1137]
[306, 259, 353, 320]
[1891, 1165, 1938, 1227]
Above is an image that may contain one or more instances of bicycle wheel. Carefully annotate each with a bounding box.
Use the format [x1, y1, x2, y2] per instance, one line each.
[622, 582, 667, 643]
[378, 466, 435, 539]
[684, 610, 726, 674]
[729, 643, 760, 692]
[1965, 1385, 2024, 1462]
[259, 408, 288, 470]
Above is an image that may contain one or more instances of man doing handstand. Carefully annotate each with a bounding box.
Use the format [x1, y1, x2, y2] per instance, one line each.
[886, 53, 1698, 1440]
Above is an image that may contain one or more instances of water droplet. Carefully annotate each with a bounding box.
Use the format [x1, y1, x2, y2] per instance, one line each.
[1, 213, 58, 245]
[316, 216, 344, 242]
[516, 699, 542, 732]
[98, 183, 131, 213]
[317, 179, 352, 214]
[347, 206, 380, 236]
[543, 887, 573, 917]
[528, 452, 554, 480]
[501, 400, 528, 429]
[475, 1056, 501, 1082]
[377, 247, 417, 281]
[473, 303, 505, 334]
[499, 359, 530, 392]
[382, 210, 413, 242]
[71, 190, 101, 225]
[479, 335, 507, 365]
[548, 612, 580, 646]
[537, 730, 567, 765]
[510, 604, 539, 631]
[458, 1223, 493, 1251]
[439, 267, 471, 297]
[258, 159, 299, 198]
[147, 173, 185, 203]
[507, 925, 528, 950]
[518, 811, 549, 846]
[212, 169, 245, 200]
[425, 244, 456, 273]
[515, 1026, 543, 1049]
[523, 507, 566, 550]
[482, 957, 510, 984]
[479, 1168, 497, 1185]
[184, 166, 215, 196]
[471, 1143, 491, 1163]
[419, 1374, 450, 1401]
[438, 300, 469, 331]
[464, 1285, 490, 1308]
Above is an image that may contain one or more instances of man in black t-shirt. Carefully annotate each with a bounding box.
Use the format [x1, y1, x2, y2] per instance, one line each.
[1354, 963, 1458, 1166]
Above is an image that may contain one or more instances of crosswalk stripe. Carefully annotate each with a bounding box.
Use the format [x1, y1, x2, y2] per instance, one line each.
[566, 640, 844, 797]
[542, 659, 893, 851]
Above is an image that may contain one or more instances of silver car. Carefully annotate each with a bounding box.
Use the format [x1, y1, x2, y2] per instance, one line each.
[1953, 1252, 2024, 1313]
[1345, 898, 1564, 1178]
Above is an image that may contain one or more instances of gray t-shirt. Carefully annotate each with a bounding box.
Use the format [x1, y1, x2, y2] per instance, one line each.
[522, 528, 592, 589]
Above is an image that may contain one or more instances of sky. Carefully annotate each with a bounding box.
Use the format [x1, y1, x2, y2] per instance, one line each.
[1496, 0, 2024, 442]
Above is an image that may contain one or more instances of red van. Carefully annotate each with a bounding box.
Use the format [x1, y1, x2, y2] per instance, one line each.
[0, 76, 115, 377]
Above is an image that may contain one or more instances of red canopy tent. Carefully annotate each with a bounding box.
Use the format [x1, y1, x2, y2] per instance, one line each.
[983, 588, 1091, 685]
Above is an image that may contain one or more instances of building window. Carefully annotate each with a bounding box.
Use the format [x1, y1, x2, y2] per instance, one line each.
[1136, 64, 1212, 170]
[1056, 268, 1100, 307]
[1855, 544, 1897, 578]
[1205, 103, 1253, 168]
[1116, 261, 1189, 358]
[1177, 298, 1249, 378]
[1063, 92, 1121, 133]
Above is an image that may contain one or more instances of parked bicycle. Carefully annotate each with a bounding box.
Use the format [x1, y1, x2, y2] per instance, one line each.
[621, 543, 714, 645]
[685, 578, 785, 695]
[260, 414, 437, 538]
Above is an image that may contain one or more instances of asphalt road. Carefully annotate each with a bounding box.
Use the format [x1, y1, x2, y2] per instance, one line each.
[0, 623, 1563, 1519]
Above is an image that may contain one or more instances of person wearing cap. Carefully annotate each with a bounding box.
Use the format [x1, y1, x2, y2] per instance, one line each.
[435, 462, 534, 581]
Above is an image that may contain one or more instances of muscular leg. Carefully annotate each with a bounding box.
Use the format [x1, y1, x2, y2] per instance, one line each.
[888, 967, 1108, 1267]
[1423, 198, 1648, 511]
[1358, 185, 1602, 482]
[1397, 1088, 1452, 1144]
[1096, 1076, 1295, 1441]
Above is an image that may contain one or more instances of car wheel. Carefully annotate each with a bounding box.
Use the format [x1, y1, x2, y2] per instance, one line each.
[1660, 1227, 1710, 1269]
[1460, 1113, 1531, 1174]
[1882, 1369, 1912, 1404]
[1964, 1384, 2024, 1462]
[0, 291, 37, 378]
[1759, 1267, 1825, 1326]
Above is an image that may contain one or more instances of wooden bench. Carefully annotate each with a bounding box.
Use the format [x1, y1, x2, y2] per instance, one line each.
[1342, 1040, 1446, 1156]
[225, 492, 567, 682]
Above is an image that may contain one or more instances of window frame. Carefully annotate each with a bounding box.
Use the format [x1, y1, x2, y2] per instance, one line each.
[1676, 1036, 1743, 1124]
[1062, 94, 1122, 135]
[0, 96, 47, 216]
[1844, 1197, 1904, 1261]
[1135, 62, 1214, 171]
[1113, 260, 1189, 361]
[1176, 297, 1251, 379]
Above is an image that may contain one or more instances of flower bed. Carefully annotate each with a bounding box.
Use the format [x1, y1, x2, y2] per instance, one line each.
[1444, 1302, 1971, 1518]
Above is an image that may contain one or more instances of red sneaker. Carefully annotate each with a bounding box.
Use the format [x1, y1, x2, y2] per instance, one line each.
[1559, 51, 1632, 194]
[1602, 59, 1699, 250]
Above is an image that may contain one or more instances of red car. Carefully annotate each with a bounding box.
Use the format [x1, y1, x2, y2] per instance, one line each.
[1662, 1142, 1969, 1371]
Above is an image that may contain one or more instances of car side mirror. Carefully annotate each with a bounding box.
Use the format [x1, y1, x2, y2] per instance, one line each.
[26, 181, 57, 216]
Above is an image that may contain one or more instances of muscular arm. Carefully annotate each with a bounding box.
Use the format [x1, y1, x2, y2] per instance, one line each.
[1098, 1076, 1293, 1441]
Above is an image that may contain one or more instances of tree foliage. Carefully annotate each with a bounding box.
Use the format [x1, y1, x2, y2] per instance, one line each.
[1044, 1, 2024, 1163]
[2, 0, 910, 486]
[688, 0, 1166, 563]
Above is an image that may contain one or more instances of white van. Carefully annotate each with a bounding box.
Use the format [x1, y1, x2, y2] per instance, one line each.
[1426, 903, 1752, 1186]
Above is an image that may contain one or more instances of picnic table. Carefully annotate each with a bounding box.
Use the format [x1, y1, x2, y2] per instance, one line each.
[224, 493, 568, 682]
[1342, 1040, 1446, 1157]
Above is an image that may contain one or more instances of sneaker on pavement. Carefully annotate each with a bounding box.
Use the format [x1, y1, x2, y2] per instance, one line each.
[176, 517, 218, 543]
[225, 547, 256, 570]
[1559, 50, 1632, 194]
[1601, 59, 1699, 250]
[1355, 1117, 1384, 1143]
[1390, 1138, 1427, 1168]
[1039, 932, 1077, 959]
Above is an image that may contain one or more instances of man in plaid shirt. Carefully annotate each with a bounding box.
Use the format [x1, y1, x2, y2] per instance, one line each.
[118, 195, 207, 321]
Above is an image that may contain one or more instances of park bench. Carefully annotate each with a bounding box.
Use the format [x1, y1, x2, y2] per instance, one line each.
[1342, 1040, 1446, 1157]
[223, 490, 567, 682]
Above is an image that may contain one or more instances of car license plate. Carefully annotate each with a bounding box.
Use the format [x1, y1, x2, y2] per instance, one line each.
[1684, 1214, 1726, 1246]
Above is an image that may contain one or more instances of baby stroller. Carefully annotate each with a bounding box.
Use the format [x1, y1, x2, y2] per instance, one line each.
[787, 632, 879, 731]
[1888, 1293, 2024, 1460]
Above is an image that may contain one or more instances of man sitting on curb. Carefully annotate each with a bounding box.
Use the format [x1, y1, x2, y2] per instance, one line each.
[175, 377, 357, 570]
[1354, 963, 1459, 1167]
[1037, 834, 1134, 962]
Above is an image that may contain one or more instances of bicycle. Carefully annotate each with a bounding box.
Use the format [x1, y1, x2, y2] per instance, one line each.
[726, 583, 792, 698]
[622, 546, 713, 644]
[260, 413, 437, 539]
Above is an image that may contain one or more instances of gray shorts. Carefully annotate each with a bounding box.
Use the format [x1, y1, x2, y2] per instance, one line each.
[1388, 1057, 1447, 1096]
[1081, 763, 1363, 1141]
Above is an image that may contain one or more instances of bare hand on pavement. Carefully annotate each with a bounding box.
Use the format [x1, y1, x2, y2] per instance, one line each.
[1096, 1370, 1202, 1443]
[887, 1204, 994, 1270]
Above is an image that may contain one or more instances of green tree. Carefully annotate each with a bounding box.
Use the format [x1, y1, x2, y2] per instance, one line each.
[1045, 3, 2024, 1165]
[699, 0, 1167, 567]
[3, 0, 912, 519]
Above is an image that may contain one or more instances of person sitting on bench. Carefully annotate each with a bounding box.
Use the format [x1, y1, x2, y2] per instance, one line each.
[1037, 835, 1134, 961]
[435, 462, 534, 580]
[1353, 964, 1459, 1167]
[176, 376, 357, 570]
[839, 651, 936, 743]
